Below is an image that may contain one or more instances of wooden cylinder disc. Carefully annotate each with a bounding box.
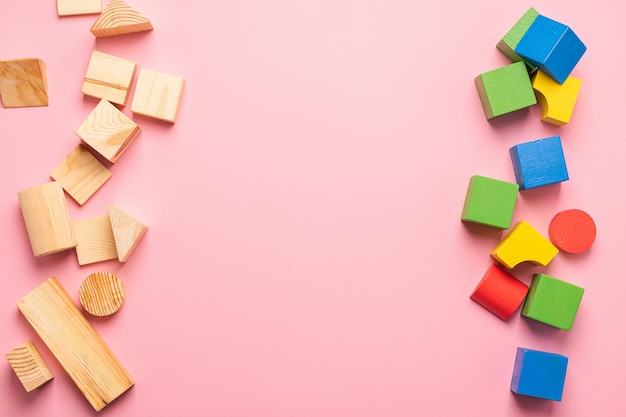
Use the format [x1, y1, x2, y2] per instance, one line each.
[548, 209, 596, 254]
[79, 272, 126, 316]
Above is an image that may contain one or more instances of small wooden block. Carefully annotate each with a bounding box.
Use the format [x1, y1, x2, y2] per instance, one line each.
[57, 0, 102, 16]
[74, 216, 118, 265]
[491, 221, 559, 269]
[511, 347, 568, 401]
[5, 341, 54, 392]
[131, 68, 185, 123]
[461, 175, 519, 229]
[108, 205, 147, 262]
[475, 61, 537, 120]
[549, 209, 596, 254]
[91, 0, 153, 37]
[76, 99, 141, 163]
[81, 50, 136, 106]
[0, 58, 48, 107]
[470, 264, 529, 321]
[522, 273, 584, 331]
[18, 182, 77, 257]
[17, 277, 134, 411]
[509, 136, 569, 190]
[496, 7, 539, 66]
[532, 70, 582, 126]
[79, 272, 126, 316]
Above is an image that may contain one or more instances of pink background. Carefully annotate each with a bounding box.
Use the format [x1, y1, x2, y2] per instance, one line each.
[0, 1, 623, 415]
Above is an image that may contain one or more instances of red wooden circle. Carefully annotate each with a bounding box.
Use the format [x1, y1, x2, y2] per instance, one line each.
[548, 209, 596, 254]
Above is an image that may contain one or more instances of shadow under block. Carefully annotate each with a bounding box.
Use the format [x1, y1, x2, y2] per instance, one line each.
[461, 175, 519, 229]
[514, 15, 586, 84]
[474, 62, 536, 120]
[57, 0, 102, 16]
[532, 71, 582, 126]
[496, 7, 539, 65]
[0, 58, 48, 107]
[17, 278, 134, 411]
[491, 221, 558, 269]
[511, 347, 568, 401]
[131, 68, 185, 123]
[74, 216, 119, 265]
[79, 272, 126, 316]
[522, 274, 584, 331]
[548, 209, 596, 254]
[470, 264, 529, 321]
[81, 50, 136, 106]
[509, 136, 569, 190]
[18, 182, 77, 257]
[76, 99, 141, 163]
[91, 0, 153, 37]
[5, 341, 54, 392]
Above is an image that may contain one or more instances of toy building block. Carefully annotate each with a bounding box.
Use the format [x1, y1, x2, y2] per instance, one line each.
[5, 341, 54, 392]
[18, 182, 77, 257]
[514, 15, 586, 84]
[108, 205, 147, 262]
[81, 50, 136, 106]
[461, 175, 519, 229]
[548, 209, 596, 254]
[51, 144, 112, 205]
[76, 99, 141, 163]
[57, 0, 102, 16]
[532, 71, 582, 126]
[491, 221, 558, 269]
[73, 216, 118, 265]
[474, 61, 537, 120]
[17, 277, 134, 411]
[131, 68, 185, 123]
[470, 263, 529, 321]
[511, 347, 568, 401]
[509, 136, 569, 190]
[0, 58, 48, 107]
[496, 7, 539, 66]
[91, 0, 153, 37]
[522, 273, 584, 331]
[79, 272, 126, 316]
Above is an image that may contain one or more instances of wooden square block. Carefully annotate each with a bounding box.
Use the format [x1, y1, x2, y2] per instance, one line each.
[509, 136, 569, 190]
[522, 274, 584, 331]
[470, 264, 528, 321]
[511, 347, 568, 401]
[74, 215, 118, 265]
[57, 0, 102, 16]
[475, 62, 537, 120]
[82, 50, 136, 106]
[496, 7, 539, 66]
[131, 68, 184, 123]
[0, 58, 48, 107]
[6, 341, 54, 392]
[461, 175, 519, 229]
[491, 221, 558, 269]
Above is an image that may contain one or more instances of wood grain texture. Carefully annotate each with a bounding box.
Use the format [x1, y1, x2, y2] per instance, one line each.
[81, 50, 136, 106]
[490, 221, 558, 269]
[131, 68, 185, 123]
[74, 215, 118, 265]
[57, 0, 102, 16]
[91, 0, 153, 38]
[496, 7, 539, 65]
[461, 175, 519, 229]
[511, 347, 568, 401]
[509, 136, 569, 190]
[548, 209, 596, 254]
[5, 341, 54, 392]
[0, 58, 48, 107]
[108, 205, 147, 262]
[79, 272, 126, 316]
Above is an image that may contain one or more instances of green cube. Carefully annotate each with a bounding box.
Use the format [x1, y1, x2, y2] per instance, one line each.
[461, 175, 519, 229]
[496, 7, 539, 66]
[522, 274, 584, 331]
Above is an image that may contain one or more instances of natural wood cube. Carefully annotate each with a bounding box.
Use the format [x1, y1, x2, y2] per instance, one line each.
[131, 68, 184, 123]
[0, 58, 48, 107]
[6, 341, 54, 392]
[74, 215, 118, 265]
[82, 50, 136, 106]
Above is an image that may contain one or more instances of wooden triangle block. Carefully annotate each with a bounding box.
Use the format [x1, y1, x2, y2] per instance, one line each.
[91, 0, 153, 38]
[108, 205, 147, 262]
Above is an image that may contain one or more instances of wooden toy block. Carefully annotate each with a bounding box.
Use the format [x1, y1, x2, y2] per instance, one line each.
[461, 175, 519, 229]
[522, 273, 584, 331]
[18, 182, 77, 257]
[515, 15, 586, 84]
[73, 215, 118, 265]
[470, 263, 529, 321]
[511, 347, 568, 401]
[496, 7, 539, 66]
[548, 209, 596, 254]
[91, 0, 153, 37]
[108, 205, 148, 262]
[532, 70, 582, 126]
[50, 144, 112, 205]
[509, 136, 569, 190]
[491, 221, 558, 269]
[79, 272, 126, 316]
[5, 341, 54, 392]
[57, 0, 102, 16]
[131, 68, 185, 123]
[474, 61, 537, 120]
[17, 277, 134, 411]
[0, 58, 48, 107]
[76, 99, 141, 163]
[81, 50, 136, 106]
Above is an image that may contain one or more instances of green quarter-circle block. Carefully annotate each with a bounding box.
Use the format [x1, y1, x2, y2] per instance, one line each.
[521, 274, 584, 331]
[461, 175, 519, 229]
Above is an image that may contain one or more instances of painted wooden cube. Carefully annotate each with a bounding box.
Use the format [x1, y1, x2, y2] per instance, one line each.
[496, 7, 539, 66]
[461, 175, 519, 229]
[509, 136, 569, 190]
[511, 347, 568, 401]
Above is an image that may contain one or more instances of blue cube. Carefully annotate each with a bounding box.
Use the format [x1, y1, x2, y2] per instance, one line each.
[509, 136, 569, 190]
[511, 347, 568, 401]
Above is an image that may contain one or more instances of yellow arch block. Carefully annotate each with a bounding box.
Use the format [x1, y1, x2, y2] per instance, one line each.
[532, 70, 582, 126]
[491, 221, 558, 268]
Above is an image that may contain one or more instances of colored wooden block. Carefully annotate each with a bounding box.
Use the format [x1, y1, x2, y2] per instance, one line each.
[511, 347, 568, 401]
[532, 71, 582, 126]
[491, 221, 558, 269]
[470, 264, 529, 321]
[5, 341, 54, 392]
[108, 205, 148, 262]
[131, 68, 185, 123]
[548, 209, 596, 254]
[73, 216, 118, 265]
[515, 15, 586, 84]
[81, 50, 136, 106]
[79, 272, 126, 316]
[0, 58, 48, 107]
[474, 62, 537, 120]
[91, 0, 153, 37]
[17, 277, 134, 411]
[522, 273, 584, 331]
[509, 136, 569, 190]
[461, 175, 519, 229]
[57, 0, 102, 16]
[76, 99, 141, 163]
[18, 182, 77, 257]
[496, 7, 539, 66]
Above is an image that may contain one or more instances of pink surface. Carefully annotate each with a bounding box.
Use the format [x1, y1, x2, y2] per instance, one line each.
[0, 1, 623, 415]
